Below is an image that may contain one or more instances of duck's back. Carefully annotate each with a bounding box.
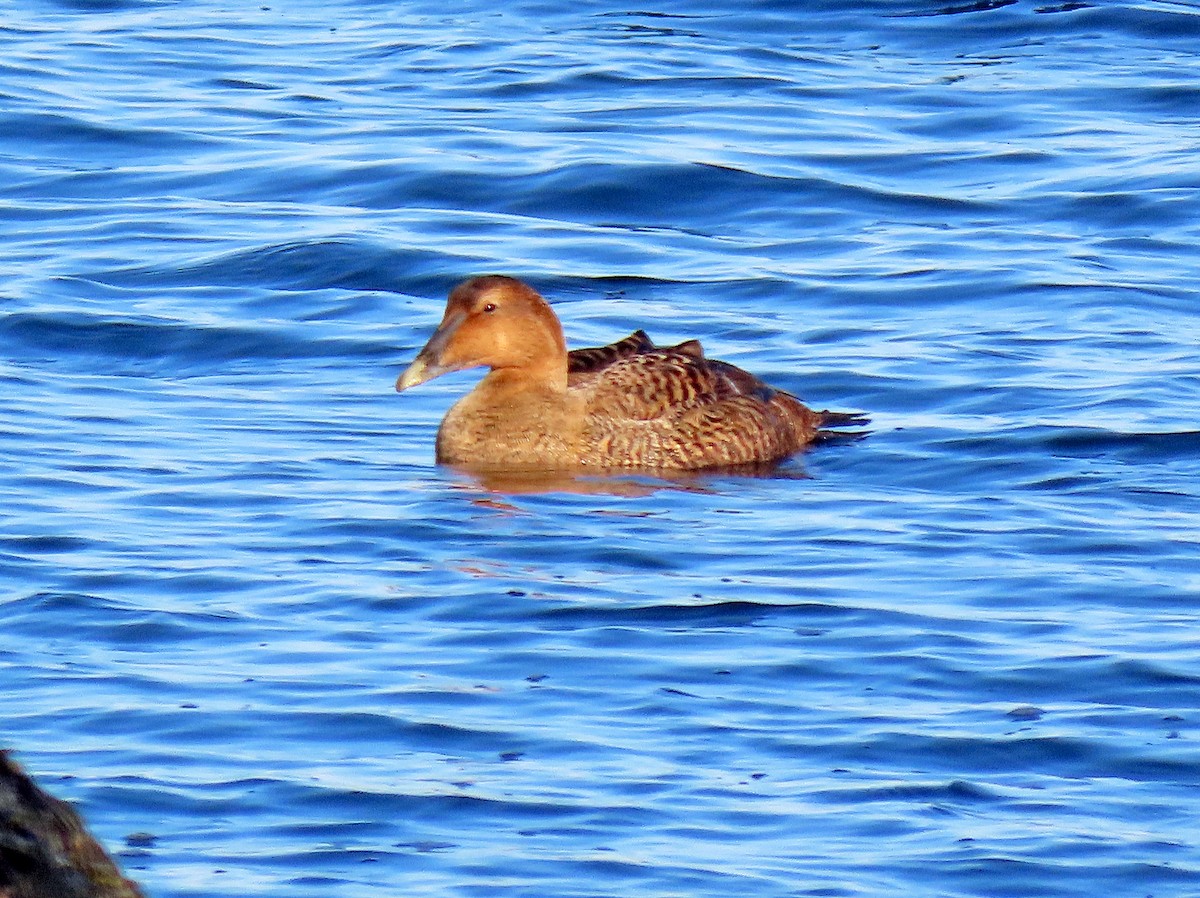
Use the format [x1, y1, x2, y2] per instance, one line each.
[569, 336, 826, 469]
[567, 330, 655, 375]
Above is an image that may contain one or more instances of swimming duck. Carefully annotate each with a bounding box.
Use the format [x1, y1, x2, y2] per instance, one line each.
[396, 276, 866, 470]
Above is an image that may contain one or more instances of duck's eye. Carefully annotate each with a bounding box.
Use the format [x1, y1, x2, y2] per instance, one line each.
[482, 302, 498, 313]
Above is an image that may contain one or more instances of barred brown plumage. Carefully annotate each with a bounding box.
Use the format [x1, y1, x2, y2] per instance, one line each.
[397, 276, 867, 471]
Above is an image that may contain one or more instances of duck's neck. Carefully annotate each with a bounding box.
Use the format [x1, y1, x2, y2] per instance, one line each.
[480, 358, 568, 399]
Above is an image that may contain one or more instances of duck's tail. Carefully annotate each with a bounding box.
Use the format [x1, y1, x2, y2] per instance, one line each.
[818, 409, 869, 429]
[814, 409, 871, 442]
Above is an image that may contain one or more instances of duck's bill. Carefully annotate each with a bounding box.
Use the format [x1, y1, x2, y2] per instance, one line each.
[395, 359, 426, 391]
[396, 313, 466, 392]
[396, 352, 453, 391]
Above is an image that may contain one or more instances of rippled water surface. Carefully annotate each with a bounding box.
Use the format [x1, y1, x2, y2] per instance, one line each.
[3, 1, 1200, 896]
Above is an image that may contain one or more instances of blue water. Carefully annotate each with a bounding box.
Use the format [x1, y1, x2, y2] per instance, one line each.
[3, 1, 1199, 896]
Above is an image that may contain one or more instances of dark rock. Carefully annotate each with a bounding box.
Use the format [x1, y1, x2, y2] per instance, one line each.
[0, 751, 144, 898]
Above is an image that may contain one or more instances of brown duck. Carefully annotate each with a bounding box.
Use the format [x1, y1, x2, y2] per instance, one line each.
[396, 276, 866, 470]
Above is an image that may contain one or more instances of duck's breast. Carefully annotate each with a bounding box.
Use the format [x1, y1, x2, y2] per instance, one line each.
[435, 387, 586, 468]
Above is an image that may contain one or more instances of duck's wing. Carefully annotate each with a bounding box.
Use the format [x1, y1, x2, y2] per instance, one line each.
[567, 330, 655, 375]
[577, 348, 838, 468]
[583, 350, 779, 421]
[597, 352, 868, 430]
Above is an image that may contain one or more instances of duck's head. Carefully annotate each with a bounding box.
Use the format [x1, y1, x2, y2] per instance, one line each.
[396, 276, 569, 392]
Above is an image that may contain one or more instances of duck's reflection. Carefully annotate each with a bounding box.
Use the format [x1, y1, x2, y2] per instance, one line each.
[447, 459, 813, 497]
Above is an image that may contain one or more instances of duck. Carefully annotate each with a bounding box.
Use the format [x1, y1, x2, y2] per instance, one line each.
[396, 276, 866, 471]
